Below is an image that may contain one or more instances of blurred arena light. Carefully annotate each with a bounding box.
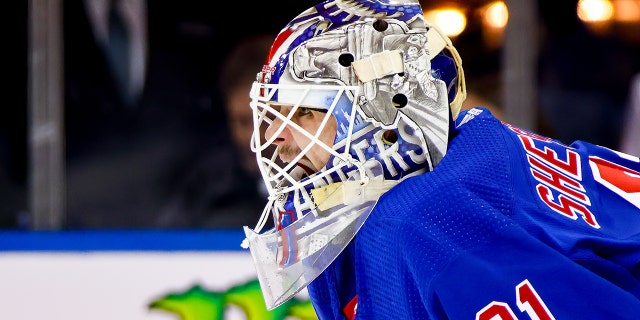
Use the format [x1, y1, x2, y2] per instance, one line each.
[423, 7, 467, 37]
[482, 1, 509, 29]
[613, 0, 640, 22]
[578, 0, 640, 43]
[577, 0, 614, 22]
[477, 1, 508, 49]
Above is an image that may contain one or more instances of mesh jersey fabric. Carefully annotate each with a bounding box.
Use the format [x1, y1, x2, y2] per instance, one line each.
[307, 107, 640, 319]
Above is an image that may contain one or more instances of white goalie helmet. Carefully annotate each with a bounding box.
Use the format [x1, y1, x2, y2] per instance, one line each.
[242, 0, 466, 309]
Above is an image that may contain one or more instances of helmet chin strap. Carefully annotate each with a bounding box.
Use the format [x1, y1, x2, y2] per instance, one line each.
[311, 179, 399, 211]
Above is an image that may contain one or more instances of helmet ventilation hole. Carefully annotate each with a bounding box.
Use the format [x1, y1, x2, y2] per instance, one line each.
[338, 53, 355, 67]
[392, 94, 408, 108]
[373, 19, 388, 31]
[382, 130, 398, 145]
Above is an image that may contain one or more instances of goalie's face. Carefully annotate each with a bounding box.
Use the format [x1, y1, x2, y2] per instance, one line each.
[243, 0, 469, 310]
[264, 104, 337, 176]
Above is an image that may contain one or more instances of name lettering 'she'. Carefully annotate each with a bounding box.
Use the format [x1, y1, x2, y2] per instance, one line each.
[509, 126, 599, 228]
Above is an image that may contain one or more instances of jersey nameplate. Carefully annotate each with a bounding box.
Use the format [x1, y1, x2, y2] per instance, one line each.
[506, 124, 600, 229]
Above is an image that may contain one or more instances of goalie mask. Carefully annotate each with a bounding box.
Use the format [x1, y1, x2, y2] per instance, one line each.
[242, 0, 466, 309]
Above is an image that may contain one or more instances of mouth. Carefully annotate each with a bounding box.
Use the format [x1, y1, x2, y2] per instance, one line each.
[296, 162, 315, 176]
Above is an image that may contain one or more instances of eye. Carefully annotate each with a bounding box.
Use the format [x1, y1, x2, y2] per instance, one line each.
[297, 107, 313, 116]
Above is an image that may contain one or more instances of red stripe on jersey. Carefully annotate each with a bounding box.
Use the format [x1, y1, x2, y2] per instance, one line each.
[343, 295, 358, 320]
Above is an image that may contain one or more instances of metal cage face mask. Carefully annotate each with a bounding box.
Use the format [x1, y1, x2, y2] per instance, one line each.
[244, 82, 393, 310]
[241, 0, 466, 310]
[249, 83, 360, 202]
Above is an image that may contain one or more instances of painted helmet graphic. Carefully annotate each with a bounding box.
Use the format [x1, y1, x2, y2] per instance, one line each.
[242, 0, 466, 309]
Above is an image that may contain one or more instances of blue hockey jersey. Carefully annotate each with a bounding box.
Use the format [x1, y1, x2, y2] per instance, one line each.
[307, 108, 640, 319]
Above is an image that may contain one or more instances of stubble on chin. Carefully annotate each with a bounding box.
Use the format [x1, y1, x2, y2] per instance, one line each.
[277, 145, 301, 163]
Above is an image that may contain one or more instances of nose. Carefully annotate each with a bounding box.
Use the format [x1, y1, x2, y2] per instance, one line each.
[264, 114, 286, 145]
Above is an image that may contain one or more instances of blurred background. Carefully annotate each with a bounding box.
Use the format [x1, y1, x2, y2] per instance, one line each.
[3, 0, 640, 231]
[1, 1, 639, 319]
